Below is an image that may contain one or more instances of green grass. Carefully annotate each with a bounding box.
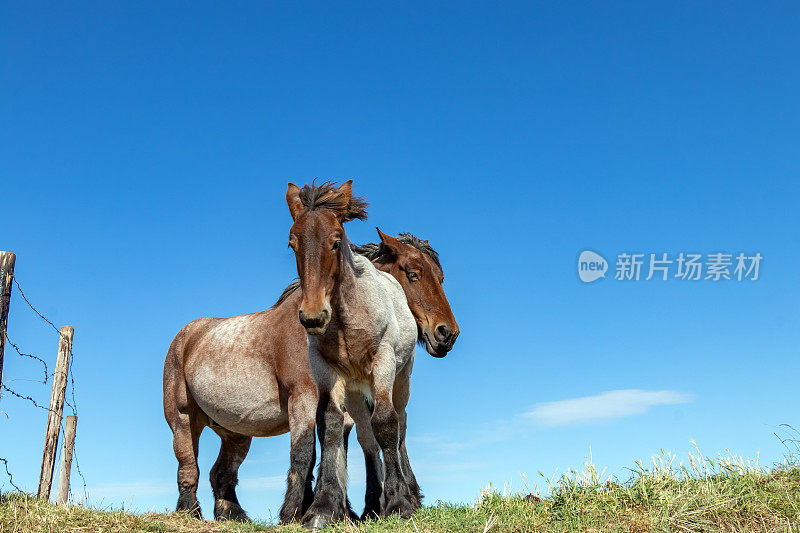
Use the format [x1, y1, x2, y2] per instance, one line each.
[3, 447, 800, 532]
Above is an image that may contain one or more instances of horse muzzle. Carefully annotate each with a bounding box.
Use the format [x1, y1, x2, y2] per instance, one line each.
[423, 323, 460, 358]
[299, 308, 331, 336]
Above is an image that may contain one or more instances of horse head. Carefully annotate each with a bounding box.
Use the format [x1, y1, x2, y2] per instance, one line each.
[364, 229, 460, 357]
[286, 180, 367, 335]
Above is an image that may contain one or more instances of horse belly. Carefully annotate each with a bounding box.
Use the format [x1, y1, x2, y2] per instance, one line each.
[188, 364, 288, 437]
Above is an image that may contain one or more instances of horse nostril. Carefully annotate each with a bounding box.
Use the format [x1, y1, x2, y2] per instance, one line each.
[435, 324, 451, 342]
[298, 309, 329, 329]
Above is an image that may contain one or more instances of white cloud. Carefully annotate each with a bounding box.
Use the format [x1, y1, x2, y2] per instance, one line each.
[525, 389, 693, 427]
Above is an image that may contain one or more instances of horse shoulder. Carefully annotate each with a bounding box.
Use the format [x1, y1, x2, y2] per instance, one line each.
[365, 263, 403, 308]
[368, 268, 415, 356]
[371, 268, 413, 322]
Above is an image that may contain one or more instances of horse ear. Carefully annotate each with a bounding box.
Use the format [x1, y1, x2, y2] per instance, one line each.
[377, 228, 402, 257]
[338, 180, 353, 210]
[286, 183, 303, 220]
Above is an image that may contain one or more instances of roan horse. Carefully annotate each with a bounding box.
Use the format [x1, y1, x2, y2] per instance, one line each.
[162, 181, 458, 523]
[286, 181, 450, 528]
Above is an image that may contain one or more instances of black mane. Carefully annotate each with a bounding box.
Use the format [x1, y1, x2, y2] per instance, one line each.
[271, 279, 301, 309]
[352, 233, 442, 272]
[297, 180, 368, 222]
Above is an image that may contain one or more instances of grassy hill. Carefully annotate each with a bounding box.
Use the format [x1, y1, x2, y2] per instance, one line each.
[2, 449, 799, 532]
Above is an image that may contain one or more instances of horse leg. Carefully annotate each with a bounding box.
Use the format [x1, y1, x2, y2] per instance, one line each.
[393, 365, 422, 510]
[171, 412, 204, 518]
[371, 356, 416, 519]
[210, 430, 251, 522]
[302, 367, 349, 529]
[398, 417, 422, 509]
[164, 332, 205, 518]
[346, 389, 384, 519]
[342, 411, 360, 522]
[279, 389, 316, 524]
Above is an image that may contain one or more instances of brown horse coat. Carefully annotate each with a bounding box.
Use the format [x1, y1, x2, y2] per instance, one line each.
[163, 230, 458, 523]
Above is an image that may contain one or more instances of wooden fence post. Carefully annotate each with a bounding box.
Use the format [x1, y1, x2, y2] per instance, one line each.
[0, 251, 16, 406]
[37, 325, 73, 500]
[56, 415, 77, 505]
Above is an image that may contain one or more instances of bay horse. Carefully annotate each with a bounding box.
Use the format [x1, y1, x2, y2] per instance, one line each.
[162, 183, 458, 523]
[286, 181, 441, 528]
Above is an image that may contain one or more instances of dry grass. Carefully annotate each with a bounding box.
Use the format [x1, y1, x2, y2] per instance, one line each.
[3, 446, 800, 532]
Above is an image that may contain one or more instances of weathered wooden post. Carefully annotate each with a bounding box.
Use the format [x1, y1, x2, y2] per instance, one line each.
[37, 325, 73, 500]
[0, 251, 16, 406]
[56, 415, 77, 505]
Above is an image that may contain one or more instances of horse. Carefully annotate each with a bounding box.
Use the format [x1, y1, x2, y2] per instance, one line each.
[286, 180, 449, 528]
[162, 184, 458, 523]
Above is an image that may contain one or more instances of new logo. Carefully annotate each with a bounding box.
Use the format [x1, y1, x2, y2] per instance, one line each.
[578, 250, 607, 283]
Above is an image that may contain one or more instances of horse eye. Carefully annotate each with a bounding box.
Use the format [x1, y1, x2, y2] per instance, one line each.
[332, 240, 341, 251]
[288, 242, 295, 250]
[407, 272, 420, 282]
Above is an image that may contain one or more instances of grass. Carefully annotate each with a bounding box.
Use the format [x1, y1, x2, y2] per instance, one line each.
[2, 446, 800, 532]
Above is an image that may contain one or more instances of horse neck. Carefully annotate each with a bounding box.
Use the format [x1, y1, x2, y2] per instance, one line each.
[331, 239, 369, 314]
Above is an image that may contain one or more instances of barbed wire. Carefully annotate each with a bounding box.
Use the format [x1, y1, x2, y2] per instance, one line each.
[67, 359, 78, 417]
[12, 278, 61, 336]
[0, 457, 22, 492]
[72, 447, 88, 502]
[5, 335, 49, 384]
[11, 279, 79, 417]
[0, 382, 85, 499]
[2, 277, 87, 501]
[1, 383, 59, 413]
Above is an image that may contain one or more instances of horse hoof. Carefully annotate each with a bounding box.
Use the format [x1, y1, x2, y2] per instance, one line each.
[303, 515, 329, 530]
[214, 501, 250, 522]
[383, 499, 416, 519]
[347, 507, 360, 522]
[176, 494, 203, 519]
[215, 511, 250, 523]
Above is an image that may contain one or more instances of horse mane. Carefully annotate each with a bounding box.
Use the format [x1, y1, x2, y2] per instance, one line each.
[272, 232, 442, 309]
[272, 279, 301, 309]
[298, 181, 369, 222]
[352, 233, 442, 272]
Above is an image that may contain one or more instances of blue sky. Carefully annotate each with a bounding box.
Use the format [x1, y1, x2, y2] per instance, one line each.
[2, 1, 799, 522]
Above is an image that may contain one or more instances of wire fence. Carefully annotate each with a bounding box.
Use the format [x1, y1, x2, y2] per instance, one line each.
[0, 273, 88, 503]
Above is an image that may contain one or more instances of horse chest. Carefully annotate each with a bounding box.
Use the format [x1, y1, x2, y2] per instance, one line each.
[316, 326, 378, 382]
[315, 266, 403, 383]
